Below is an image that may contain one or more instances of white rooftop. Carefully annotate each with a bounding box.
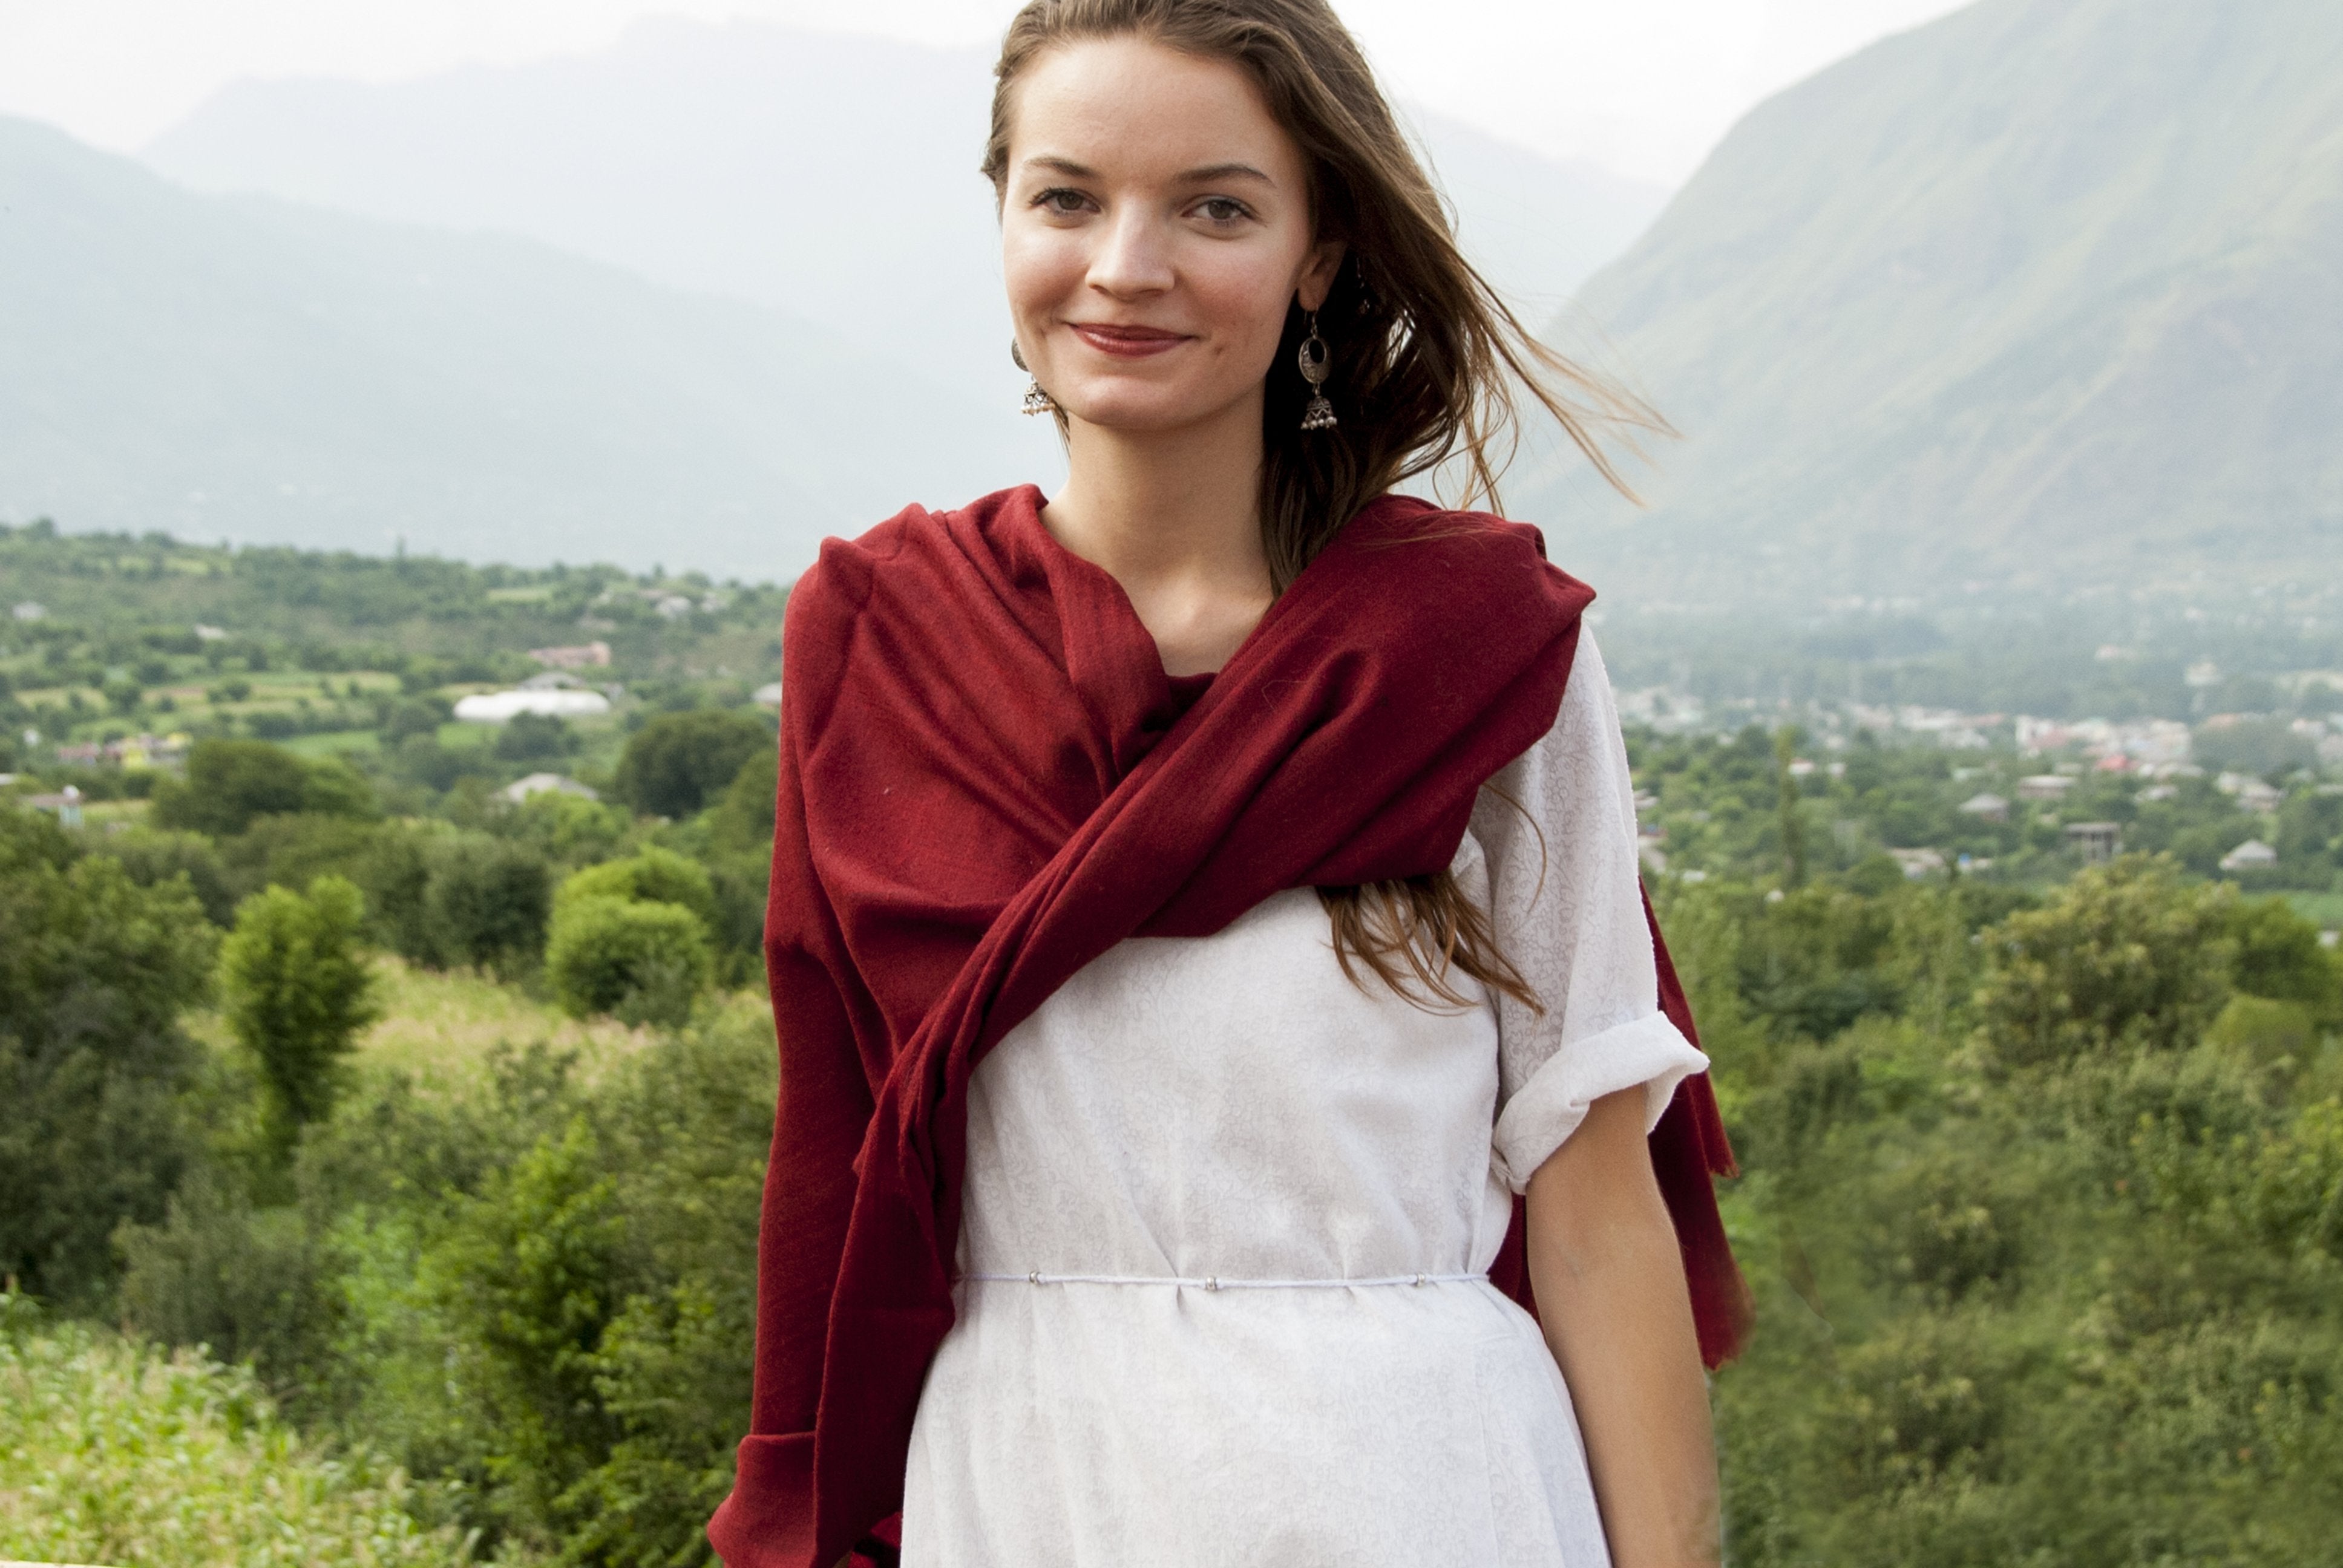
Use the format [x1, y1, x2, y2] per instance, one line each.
[453, 689, 611, 722]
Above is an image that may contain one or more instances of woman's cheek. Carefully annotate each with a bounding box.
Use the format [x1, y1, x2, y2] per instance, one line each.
[1003, 226, 1086, 324]
[1191, 253, 1296, 377]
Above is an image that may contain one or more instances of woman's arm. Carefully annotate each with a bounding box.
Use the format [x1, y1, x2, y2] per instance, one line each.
[1525, 1085, 1720, 1567]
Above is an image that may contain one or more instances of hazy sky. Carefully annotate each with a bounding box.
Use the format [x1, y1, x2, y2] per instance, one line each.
[0, 0, 1968, 186]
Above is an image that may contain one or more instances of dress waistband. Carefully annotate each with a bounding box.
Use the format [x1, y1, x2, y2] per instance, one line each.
[962, 1270, 1488, 1292]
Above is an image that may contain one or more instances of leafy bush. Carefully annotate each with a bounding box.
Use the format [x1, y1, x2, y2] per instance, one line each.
[388, 733, 478, 792]
[220, 875, 381, 1155]
[500, 787, 633, 872]
[546, 897, 710, 1027]
[1698, 856, 2343, 1566]
[0, 1295, 468, 1567]
[494, 711, 580, 763]
[114, 1165, 341, 1414]
[359, 828, 556, 975]
[554, 844, 718, 935]
[94, 825, 238, 924]
[2226, 895, 2343, 1025]
[425, 835, 553, 976]
[122, 1019, 772, 1564]
[615, 710, 770, 820]
[0, 806, 215, 1306]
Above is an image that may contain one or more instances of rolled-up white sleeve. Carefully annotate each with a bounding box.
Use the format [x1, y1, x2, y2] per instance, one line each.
[1472, 630, 1708, 1194]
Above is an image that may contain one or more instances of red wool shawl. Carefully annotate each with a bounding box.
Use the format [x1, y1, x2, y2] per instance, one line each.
[710, 485, 1749, 1568]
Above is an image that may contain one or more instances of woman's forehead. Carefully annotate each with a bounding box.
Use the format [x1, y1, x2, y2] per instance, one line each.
[1008, 36, 1301, 186]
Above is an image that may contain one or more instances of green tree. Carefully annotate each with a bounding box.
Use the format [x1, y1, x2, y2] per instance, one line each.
[219, 876, 379, 1156]
[0, 807, 216, 1304]
[298, 1019, 771, 1561]
[546, 898, 710, 1027]
[706, 742, 779, 854]
[217, 812, 384, 905]
[356, 825, 436, 964]
[151, 739, 376, 837]
[424, 1117, 624, 1541]
[614, 710, 770, 820]
[1774, 727, 1808, 889]
[1976, 855, 2234, 1067]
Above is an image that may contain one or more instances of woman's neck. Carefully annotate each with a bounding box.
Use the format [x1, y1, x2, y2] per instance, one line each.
[1042, 394, 1275, 678]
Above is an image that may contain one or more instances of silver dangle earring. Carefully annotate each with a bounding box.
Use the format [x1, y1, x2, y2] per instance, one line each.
[1011, 339, 1058, 416]
[1297, 312, 1337, 431]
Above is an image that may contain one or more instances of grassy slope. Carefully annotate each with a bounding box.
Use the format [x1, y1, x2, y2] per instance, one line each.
[0, 1303, 470, 1568]
[183, 956, 771, 1090]
[353, 956, 655, 1084]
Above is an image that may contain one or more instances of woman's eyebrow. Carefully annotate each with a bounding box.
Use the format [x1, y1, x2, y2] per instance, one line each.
[1179, 162, 1274, 185]
[1018, 155, 1275, 186]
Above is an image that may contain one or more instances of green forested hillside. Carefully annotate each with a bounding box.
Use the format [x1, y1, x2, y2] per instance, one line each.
[5, 518, 2341, 1563]
[1527, 0, 2343, 604]
[0, 115, 1009, 582]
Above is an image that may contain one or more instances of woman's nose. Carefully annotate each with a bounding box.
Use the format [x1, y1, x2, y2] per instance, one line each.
[1086, 206, 1175, 299]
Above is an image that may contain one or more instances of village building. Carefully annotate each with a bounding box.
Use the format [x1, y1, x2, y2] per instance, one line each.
[24, 784, 83, 827]
[2065, 822, 2122, 864]
[2217, 773, 2285, 812]
[527, 640, 612, 669]
[500, 773, 601, 805]
[2220, 839, 2278, 874]
[2016, 774, 2076, 802]
[453, 688, 612, 721]
[1958, 791, 2009, 823]
[51, 733, 189, 770]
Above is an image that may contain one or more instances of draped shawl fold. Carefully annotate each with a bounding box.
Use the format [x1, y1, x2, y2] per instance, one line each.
[710, 485, 1749, 1568]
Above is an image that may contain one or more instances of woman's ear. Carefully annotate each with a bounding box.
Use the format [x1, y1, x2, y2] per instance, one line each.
[1296, 240, 1346, 312]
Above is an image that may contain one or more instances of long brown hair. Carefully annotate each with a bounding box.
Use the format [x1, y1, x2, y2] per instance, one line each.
[983, 0, 1654, 1013]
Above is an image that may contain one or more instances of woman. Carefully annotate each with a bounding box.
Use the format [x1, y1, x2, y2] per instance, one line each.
[711, 2, 1749, 1564]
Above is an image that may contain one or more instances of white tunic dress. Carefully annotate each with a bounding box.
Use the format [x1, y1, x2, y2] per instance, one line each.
[900, 634, 1707, 1567]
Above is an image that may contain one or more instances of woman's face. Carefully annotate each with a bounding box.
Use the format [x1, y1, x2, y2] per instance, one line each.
[1000, 36, 1343, 437]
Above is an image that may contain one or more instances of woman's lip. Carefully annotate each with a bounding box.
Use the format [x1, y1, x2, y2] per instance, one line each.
[1067, 322, 1191, 358]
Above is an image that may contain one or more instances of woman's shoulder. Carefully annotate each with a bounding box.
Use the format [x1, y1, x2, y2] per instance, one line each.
[791, 485, 1043, 612]
[782, 485, 1046, 675]
[1343, 494, 1593, 595]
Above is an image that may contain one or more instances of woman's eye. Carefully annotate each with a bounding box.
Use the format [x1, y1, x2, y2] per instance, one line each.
[1196, 198, 1250, 223]
[1034, 187, 1091, 215]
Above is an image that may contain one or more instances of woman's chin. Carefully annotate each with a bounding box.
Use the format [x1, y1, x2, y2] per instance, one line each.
[1060, 389, 1248, 438]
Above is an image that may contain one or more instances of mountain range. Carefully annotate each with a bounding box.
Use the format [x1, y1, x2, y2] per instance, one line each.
[1522, 0, 2343, 606]
[0, 20, 1664, 577]
[8, 2, 2340, 600]
[0, 113, 1023, 580]
[140, 18, 1665, 453]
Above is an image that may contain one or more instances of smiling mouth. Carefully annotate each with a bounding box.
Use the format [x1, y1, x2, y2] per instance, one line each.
[1067, 322, 1191, 359]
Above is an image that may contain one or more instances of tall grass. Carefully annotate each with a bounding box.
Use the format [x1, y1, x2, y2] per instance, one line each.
[0, 1296, 476, 1568]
